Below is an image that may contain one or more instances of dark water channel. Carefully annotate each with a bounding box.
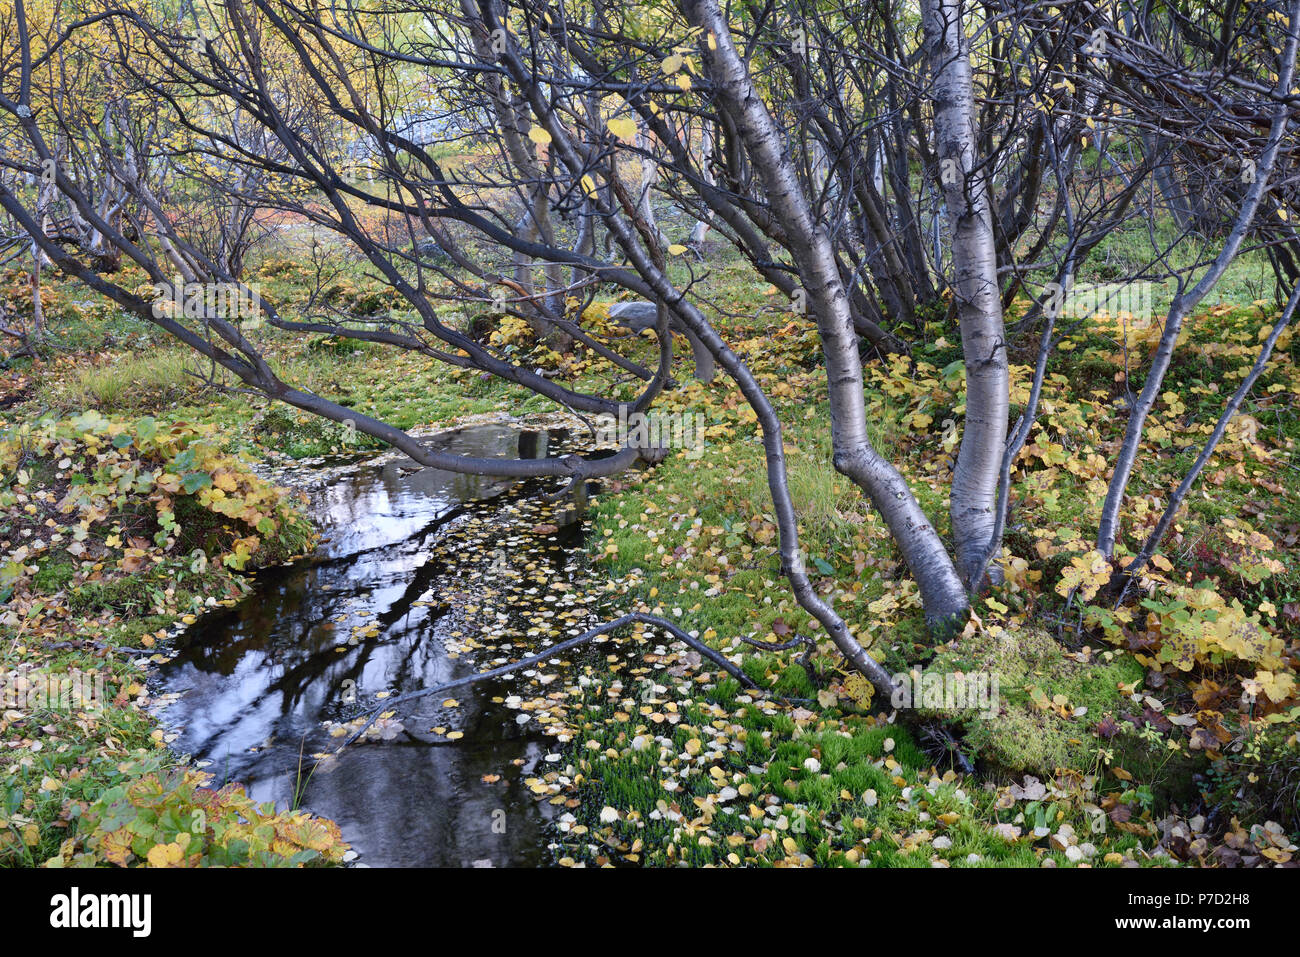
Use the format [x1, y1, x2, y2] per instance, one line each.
[155, 424, 595, 867]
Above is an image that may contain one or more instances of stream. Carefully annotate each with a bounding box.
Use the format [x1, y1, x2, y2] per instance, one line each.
[154, 423, 600, 867]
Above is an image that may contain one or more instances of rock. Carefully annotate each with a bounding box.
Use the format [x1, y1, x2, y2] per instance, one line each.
[608, 300, 659, 332]
[413, 237, 452, 265]
[606, 300, 718, 384]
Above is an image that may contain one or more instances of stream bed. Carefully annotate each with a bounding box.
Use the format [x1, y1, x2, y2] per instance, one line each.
[154, 423, 601, 867]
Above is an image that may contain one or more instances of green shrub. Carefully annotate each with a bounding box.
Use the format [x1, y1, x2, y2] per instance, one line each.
[54, 769, 349, 867]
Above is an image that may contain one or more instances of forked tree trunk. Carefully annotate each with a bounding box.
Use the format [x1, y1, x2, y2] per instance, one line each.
[680, 0, 969, 631]
[460, 0, 570, 351]
[1096, 10, 1300, 557]
[921, 0, 1009, 589]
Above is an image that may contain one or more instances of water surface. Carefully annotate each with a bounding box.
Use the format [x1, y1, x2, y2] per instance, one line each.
[157, 425, 591, 866]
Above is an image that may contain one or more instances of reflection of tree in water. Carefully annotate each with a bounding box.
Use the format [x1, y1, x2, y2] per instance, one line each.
[156, 426, 597, 864]
[171, 511, 469, 755]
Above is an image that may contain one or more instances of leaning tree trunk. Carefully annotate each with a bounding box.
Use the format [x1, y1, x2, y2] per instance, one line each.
[1096, 11, 1300, 557]
[921, 0, 1009, 589]
[690, 120, 714, 246]
[680, 0, 969, 632]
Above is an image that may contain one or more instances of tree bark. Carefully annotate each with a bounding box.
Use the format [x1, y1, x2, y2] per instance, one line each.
[921, 0, 1009, 590]
[681, 0, 969, 631]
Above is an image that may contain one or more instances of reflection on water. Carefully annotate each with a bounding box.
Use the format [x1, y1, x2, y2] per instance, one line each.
[156, 425, 583, 867]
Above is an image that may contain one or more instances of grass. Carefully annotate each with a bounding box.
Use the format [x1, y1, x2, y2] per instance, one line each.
[44, 349, 212, 414]
[1086, 212, 1277, 311]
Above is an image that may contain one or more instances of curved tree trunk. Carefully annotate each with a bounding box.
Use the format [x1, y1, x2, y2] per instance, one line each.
[1096, 18, 1300, 556]
[680, 0, 969, 632]
[921, 0, 1009, 589]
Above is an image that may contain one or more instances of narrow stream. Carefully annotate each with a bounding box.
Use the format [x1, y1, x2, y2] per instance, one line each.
[155, 424, 598, 867]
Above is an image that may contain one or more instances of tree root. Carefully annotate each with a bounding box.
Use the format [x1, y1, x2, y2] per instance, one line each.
[740, 631, 820, 687]
[920, 721, 976, 775]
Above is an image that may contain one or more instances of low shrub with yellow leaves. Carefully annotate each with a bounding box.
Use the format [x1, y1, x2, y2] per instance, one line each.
[1, 412, 313, 591]
[51, 769, 348, 868]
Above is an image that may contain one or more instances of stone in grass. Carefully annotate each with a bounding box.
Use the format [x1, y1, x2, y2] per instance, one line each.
[605, 300, 717, 383]
[412, 237, 453, 266]
[608, 301, 659, 332]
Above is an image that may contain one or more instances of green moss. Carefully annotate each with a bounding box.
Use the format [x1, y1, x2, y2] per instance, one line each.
[68, 575, 156, 615]
[772, 662, 814, 697]
[919, 626, 1147, 777]
[32, 559, 75, 594]
[100, 614, 177, 646]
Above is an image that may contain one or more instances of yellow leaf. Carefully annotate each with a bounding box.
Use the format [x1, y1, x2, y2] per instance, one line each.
[146, 842, 185, 867]
[528, 125, 552, 146]
[1055, 549, 1111, 602]
[1256, 670, 1296, 703]
[606, 117, 638, 143]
